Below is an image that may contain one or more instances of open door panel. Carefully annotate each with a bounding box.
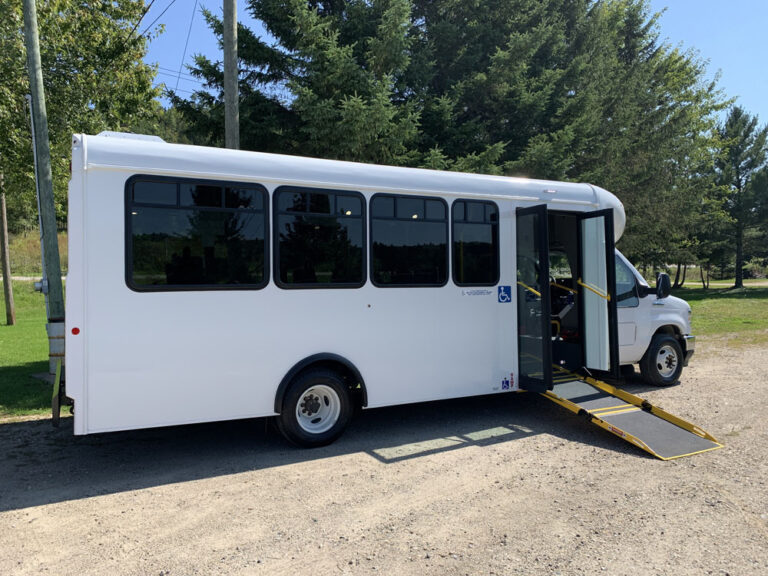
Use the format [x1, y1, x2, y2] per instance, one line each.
[578, 209, 619, 378]
[516, 205, 552, 392]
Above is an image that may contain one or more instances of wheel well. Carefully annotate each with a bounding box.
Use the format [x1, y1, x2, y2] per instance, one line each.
[653, 326, 686, 351]
[274, 354, 368, 413]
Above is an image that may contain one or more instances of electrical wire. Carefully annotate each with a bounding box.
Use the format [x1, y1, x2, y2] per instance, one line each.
[139, 0, 179, 38]
[158, 66, 199, 81]
[127, 0, 158, 40]
[175, 0, 199, 92]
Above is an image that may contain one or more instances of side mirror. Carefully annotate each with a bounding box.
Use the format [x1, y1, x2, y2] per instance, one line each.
[656, 273, 671, 299]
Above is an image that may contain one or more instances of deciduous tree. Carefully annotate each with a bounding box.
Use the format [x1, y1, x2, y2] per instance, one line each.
[0, 0, 160, 232]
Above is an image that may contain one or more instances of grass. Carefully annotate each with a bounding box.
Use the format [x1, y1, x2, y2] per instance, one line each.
[1, 280, 766, 418]
[673, 286, 768, 341]
[7, 231, 68, 276]
[0, 281, 52, 418]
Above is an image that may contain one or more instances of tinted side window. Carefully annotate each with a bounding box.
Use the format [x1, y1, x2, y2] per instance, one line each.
[128, 178, 268, 290]
[452, 200, 499, 285]
[615, 254, 639, 307]
[274, 187, 365, 287]
[371, 194, 448, 286]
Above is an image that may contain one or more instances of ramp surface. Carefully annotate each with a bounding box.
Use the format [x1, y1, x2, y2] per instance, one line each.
[543, 370, 722, 460]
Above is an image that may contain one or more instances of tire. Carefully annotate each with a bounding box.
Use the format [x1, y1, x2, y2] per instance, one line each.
[640, 334, 684, 386]
[276, 369, 352, 447]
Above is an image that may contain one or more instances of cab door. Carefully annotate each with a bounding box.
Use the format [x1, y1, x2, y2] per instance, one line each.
[516, 205, 552, 392]
[578, 209, 619, 378]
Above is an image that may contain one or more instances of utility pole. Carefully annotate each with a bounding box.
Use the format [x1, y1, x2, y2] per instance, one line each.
[223, 0, 240, 149]
[23, 0, 65, 373]
[1, 171, 16, 326]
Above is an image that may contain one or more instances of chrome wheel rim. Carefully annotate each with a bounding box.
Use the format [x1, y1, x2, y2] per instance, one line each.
[295, 385, 341, 434]
[656, 344, 679, 379]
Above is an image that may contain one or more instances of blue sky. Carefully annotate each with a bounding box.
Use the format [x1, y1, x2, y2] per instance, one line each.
[143, 0, 767, 124]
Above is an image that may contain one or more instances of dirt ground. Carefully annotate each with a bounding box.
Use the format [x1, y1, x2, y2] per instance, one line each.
[1, 336, 767, 576]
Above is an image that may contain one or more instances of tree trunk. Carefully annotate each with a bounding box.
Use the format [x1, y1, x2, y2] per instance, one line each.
[673, 261, 681, 288]
[680, 264, 687, 288]
[734, 222, 744, 288]
[700, 264, 708, 289]
[1, 192, 15, 326]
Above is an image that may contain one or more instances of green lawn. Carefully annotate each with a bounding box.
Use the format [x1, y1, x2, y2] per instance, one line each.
[1, 280, 767, 418]
[0, 281, 52, 417]
[674, 286, 768, 343]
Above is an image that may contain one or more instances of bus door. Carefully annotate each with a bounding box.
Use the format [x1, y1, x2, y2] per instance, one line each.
[578, 209, 619, 378]
[516, 205, 552, 392]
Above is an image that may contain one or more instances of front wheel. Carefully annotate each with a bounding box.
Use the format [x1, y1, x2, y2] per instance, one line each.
[276, 369, 352, 447]
[640, 334, 684, 386]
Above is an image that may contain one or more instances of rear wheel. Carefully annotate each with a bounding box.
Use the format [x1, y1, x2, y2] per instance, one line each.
[640, 334, 683, 386]
[276, 369, 352, 447]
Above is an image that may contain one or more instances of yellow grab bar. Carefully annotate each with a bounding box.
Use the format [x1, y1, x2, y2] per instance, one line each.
[577, 278, 611, 301]
[516, 281, 541, 298]
[550, 281, 578, 294]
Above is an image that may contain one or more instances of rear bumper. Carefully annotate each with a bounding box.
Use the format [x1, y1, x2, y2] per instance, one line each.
[683, 335, 695, 366]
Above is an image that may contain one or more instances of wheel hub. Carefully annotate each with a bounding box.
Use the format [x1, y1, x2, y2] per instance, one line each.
[301, 394, 322, 416]
[294, 384, 343, 435]
[656, 345, 678, 377]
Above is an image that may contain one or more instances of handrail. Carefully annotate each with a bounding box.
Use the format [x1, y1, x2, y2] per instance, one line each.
[577, 278, 611, 301]
[516, 281, 541, 298]
[550, 281, 578, 295]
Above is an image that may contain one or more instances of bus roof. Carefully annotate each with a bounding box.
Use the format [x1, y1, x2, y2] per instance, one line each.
[77, 133, 625, 240]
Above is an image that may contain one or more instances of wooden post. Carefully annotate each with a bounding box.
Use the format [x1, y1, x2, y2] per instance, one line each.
[0, 188, 15, 326]
[223, 0, 240, 149]
[23, 0, 65, 374]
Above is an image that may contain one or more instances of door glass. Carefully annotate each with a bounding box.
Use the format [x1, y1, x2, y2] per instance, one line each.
[580, 216, 611, 371]
[615, 254, 639, 307]
[516, 206, 552, 392]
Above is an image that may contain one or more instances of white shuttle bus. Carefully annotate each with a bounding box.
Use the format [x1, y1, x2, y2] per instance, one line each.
[63, 133, 694, 446]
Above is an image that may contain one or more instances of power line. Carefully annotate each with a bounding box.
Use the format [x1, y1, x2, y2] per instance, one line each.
[139, 0, 179, 38]
[128, 0, 158, 40]
[158, 66, 198, 79]
[157, 68, 203, 83]
[175, 0, 199, 92]
[153, 83, 196, 95]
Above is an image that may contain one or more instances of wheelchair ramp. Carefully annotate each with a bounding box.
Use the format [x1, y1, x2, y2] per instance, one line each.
[543, 370, 722, 460]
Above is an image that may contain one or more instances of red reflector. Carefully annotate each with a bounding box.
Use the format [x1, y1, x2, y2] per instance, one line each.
[71, 327, 80, 335]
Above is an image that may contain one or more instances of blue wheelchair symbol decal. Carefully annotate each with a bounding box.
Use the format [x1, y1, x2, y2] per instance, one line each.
[498, 286, 511, 303]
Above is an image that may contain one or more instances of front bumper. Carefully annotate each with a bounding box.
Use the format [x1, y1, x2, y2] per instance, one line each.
[683, 334, 695, 366]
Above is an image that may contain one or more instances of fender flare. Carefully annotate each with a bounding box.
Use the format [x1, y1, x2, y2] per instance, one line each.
[274, 353, 368, 413]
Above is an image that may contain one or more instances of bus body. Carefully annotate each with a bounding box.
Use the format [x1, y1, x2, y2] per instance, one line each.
[64, 133, 691, 446]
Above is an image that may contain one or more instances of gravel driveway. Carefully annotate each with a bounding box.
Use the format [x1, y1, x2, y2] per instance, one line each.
[1, 335, 766, 575]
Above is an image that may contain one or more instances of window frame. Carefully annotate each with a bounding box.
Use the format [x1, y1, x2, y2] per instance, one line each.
[272, 185, 367, 290]
[451, 199, 500, 287]
[125, 174, 270, 292]
[614, 253, 640, 308]
[369, 193, 450, 288]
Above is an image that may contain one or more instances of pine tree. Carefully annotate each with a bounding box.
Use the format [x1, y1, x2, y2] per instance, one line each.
[716, 106, 768, 287]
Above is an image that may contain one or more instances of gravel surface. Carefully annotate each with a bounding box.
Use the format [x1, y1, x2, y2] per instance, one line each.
[1, 336, 767, 575]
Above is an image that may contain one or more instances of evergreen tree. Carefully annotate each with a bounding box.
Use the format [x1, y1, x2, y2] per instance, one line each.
[715, 106, 768, 287]
[172, 0, 726, 269]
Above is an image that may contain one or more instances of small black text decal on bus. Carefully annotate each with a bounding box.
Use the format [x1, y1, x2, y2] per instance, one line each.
[126, 176, 269, 291]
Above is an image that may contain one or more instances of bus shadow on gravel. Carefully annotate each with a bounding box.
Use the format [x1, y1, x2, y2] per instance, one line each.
[0, 392, 640, 512]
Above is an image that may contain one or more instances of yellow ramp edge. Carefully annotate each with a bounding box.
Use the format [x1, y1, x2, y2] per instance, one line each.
[542, 368, 723, 460]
